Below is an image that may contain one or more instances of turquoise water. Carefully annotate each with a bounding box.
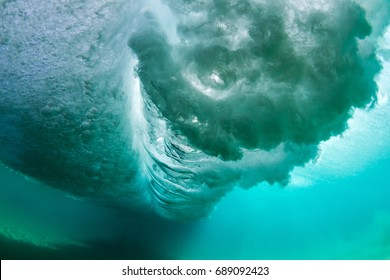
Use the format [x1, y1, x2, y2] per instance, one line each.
[1, 98, 390, 259]
[0, 0, 390, 259]
[181, 158, 390, 259]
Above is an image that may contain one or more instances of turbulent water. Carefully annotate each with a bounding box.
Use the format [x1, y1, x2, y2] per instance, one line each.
[0, 0, 390, 259]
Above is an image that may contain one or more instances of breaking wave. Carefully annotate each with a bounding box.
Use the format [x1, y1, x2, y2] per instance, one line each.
[0, 0, 389, 220]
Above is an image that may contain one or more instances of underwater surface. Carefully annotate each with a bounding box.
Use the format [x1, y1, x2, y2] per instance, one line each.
[0, 0, 390, 259]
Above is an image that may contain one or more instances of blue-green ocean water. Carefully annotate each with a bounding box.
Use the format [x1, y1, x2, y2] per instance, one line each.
[1, 95, 390, 259]
[1, 0, 390, 259]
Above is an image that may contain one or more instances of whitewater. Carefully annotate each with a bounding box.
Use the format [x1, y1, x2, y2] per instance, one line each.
[1, 0, 389, 223]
